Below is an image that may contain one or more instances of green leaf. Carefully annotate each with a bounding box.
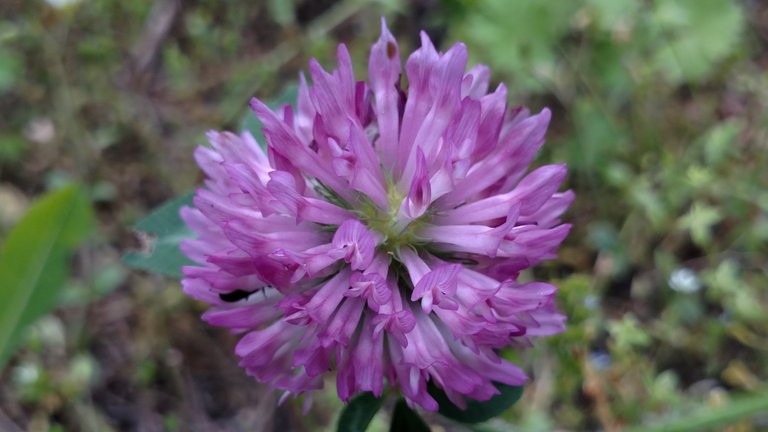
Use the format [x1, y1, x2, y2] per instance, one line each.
[336, 392, 384, 432]
[607, 313, 652, 353]
[389, 399, 431, 432]
[0, 185, 93, 368]
[677, 202, 723, 247]
[429, 381, 524, 424]
[240, 83, 299, 149]
[123, 191, 195, 278]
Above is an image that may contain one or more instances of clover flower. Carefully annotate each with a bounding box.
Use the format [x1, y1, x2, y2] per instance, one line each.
[180, 19, 573, 411]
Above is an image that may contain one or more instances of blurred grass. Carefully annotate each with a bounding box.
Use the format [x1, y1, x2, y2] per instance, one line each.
[0, 0, 766, 431]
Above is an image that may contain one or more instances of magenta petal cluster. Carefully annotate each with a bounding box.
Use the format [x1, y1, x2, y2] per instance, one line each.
[180, 20, 573, 411]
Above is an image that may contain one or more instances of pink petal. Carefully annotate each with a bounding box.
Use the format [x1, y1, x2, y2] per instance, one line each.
[368, 17, 402, 171]
[332, 219, 376, 270]
[398, 148, 431, 220]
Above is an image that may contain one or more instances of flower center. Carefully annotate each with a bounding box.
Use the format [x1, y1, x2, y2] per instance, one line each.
[355, 184, 429, 253]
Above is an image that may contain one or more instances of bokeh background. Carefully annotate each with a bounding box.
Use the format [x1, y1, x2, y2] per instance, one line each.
[0, 0, 767, 431]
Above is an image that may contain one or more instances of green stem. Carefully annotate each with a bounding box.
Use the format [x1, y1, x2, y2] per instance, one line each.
[627, 389, 768, 432]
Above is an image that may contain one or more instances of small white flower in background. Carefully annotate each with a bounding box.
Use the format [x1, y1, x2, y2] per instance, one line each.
[669, 268, 702, 293]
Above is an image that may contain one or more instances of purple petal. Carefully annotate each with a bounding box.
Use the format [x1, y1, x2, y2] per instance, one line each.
[462, 64, 490, 99]
[369, 17, 402, 170]
[399, 42, 467, 187]
[398, 148, 431, 220]
[250, 97, 352, 200]
[395, 31, 439, 178]
[411, 263, 462, 313]
[333, 219, 376, 270]
[419, 204, 521, 257]
[438, 108, 551, 208]
[434, 163, 567, 225]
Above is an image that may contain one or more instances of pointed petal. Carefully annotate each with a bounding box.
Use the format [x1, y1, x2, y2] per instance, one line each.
[398, 148, 431, 219]
[369, 17, 402, 170]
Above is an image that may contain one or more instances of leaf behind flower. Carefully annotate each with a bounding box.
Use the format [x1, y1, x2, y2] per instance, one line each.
[429, 381, 524, 424]
[123, 191, 195, 278]
[336, 392, 384, 432]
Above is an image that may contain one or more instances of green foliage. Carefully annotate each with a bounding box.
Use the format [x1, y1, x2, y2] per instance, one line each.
[336, 392, 384, 432]
[429, 382, 524, 424]
[585, 0, 640, 31]
[59, 263, 126, 306]
[0, 47, 21, 93]
[452, 0, 744, 94]
[0, 185, 93, 368]
[627, 388, 768, 432]
[700, 119, 742, 167]
[389, 399, 430, 432]
[453, 0, 578, 94]
[677, 202, 723, 247]
[703, 260, 764, 323]
[566, 99, 627, 175]
[0, 133, 27, 164]
[607, 314, 652, 354]
[267, 0, 296, 26]
[649, 0, 744, 84]
[123, 192, 195, 278]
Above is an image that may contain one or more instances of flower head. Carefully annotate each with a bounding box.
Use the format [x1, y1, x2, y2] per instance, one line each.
[181, 19, 573, 411]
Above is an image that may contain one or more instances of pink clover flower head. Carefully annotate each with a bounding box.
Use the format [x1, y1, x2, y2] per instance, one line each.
[181, 19, 573, 411]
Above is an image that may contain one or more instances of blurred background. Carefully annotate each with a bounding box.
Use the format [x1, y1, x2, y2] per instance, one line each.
[0, 0, 766, 431]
